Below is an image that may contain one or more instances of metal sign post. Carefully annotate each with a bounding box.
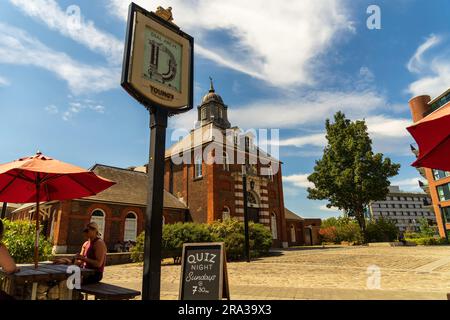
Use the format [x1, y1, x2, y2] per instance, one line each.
[142, 106, 168, 300]
[121, 3, 193, 300]
[242, 164, 250, 263]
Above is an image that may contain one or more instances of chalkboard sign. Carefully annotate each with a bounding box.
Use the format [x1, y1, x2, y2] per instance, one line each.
[179, 243, 230, 300]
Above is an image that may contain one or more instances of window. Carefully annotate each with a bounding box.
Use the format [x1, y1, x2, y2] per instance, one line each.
[222, 207, 231, 220]
[201, 108, 206, 120]
[437, 183, 450, 202]
[290, 225, 296, 243]
[91, 210, 105, 237]
[429, 91, 450, 113]
[223, 152, 230, 171]
[271, 213, 278, 240]
[194, 154, 203, 178]
[433, 170, 450, 181]
[267, 167, 274, 181]
[124, 212, 137, 242]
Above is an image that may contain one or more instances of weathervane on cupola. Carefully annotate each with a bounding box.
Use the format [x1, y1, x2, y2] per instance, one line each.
[209, 76, 215, 92]
[196, 77, 231, 129]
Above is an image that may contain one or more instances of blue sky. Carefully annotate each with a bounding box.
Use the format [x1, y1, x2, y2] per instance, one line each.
[1, 0, 450, 219]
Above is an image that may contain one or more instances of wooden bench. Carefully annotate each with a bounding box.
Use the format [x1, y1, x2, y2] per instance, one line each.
[78, 283, 141, 300]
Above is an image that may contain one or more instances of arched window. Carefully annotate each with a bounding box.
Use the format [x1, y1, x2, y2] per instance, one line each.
[290, 225, 296, 243]
[91, 209, 105, 237]
[271, 212, 278, 240]
[222, 206, 231, 220]
[223, 152, 230, 171]
[194, 154, 202, 178]
[124, 212, 137, 242]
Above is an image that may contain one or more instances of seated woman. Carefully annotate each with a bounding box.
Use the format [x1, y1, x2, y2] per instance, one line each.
[0, 220, 19, 300]
[75, 222, 107, 284]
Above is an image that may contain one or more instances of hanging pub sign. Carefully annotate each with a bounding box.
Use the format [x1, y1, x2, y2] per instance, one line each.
[121, 3, 194, 114]
[179, 243, 230, 300]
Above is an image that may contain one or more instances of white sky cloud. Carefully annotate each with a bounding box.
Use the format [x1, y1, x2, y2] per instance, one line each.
[319, 205, 341, 213]
[390, 178, 422, 192]
[9, 0, 123, 64]
[283, 174, 314, 189]
[109, 0, 354, 87]
[278, 133, 326, 148]
[0, 23, 119, 94]
[407, 34, 450, 98]
[0, 76, 10, 87]
[228, 90, 385, 129]
[272, 115, 412, 155]
[45, 105, 58, 114]
[407, 34, 440, 73]
[62, 101, 106, 121]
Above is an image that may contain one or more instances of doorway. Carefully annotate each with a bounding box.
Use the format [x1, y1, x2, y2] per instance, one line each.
[248, 207, 259, 223]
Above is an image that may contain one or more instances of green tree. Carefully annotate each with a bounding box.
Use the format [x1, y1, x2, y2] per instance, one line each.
[307, 112, 400, 241]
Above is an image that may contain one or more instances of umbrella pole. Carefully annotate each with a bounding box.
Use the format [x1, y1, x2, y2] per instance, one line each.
[34, 183, 40, 269]
[1, 202, 7, 219]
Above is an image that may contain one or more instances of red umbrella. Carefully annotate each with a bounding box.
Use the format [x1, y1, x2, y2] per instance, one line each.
[407, 102, 450, 171]
[0, 152, 115, 268]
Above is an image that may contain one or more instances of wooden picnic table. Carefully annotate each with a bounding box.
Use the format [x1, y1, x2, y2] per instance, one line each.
[0, 263, 95, 300]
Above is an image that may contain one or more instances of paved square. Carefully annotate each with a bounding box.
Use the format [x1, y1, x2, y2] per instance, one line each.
[103, 245, 450, 300]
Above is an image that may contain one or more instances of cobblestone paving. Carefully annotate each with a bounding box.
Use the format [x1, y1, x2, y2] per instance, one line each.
[103, 246, 450, 300]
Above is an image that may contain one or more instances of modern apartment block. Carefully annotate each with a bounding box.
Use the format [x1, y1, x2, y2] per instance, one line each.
[368, 186, 435, 232]
[409, 88, 450, 237]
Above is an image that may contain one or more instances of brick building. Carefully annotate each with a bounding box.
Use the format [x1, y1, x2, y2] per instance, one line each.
[10, 82, 320, 252]
[409, 88, 450, 238]
[284, 208, 322, 246]
[164, 81, 289, 247]
[11, 164, 188, 253]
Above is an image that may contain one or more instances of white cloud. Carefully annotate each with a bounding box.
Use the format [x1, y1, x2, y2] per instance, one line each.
[0, 76, 10, 86]
[0, 23, 119, 94]
[365, 116, 411, 138]
[9, 0, 123, 64]
[319, 205, 341, 213]
[407, 34, 440, 73]
[227, 90, 385, 129]
[278, 133, 326, 148]
[390, 178, 422, 192]
[408, 59, 450, 98]
[45, 105, 58, 114]
[407, 34, 450, 98]
[62, 101, 106, 121]
[283, 174, 314, 189]
[109, 0, 354, 87]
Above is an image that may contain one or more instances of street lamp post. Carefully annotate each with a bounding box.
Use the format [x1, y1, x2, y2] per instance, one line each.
[242, 164, 250, 263]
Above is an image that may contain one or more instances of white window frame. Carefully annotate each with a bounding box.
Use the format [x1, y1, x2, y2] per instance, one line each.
[194, 154, 203, 178]
[223, 152, 230, 171]
[271, 212, 278, 240]
[222, 206, 231, 220]
[90, 209, 106, 237]
[290, 225, 296, 243]
[124, 212, 138, 242]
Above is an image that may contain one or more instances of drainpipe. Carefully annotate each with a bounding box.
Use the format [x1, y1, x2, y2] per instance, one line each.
[439, 205, 448, 243]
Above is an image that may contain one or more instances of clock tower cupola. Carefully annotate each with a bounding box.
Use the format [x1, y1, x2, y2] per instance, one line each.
[197, 78, 231, 129]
